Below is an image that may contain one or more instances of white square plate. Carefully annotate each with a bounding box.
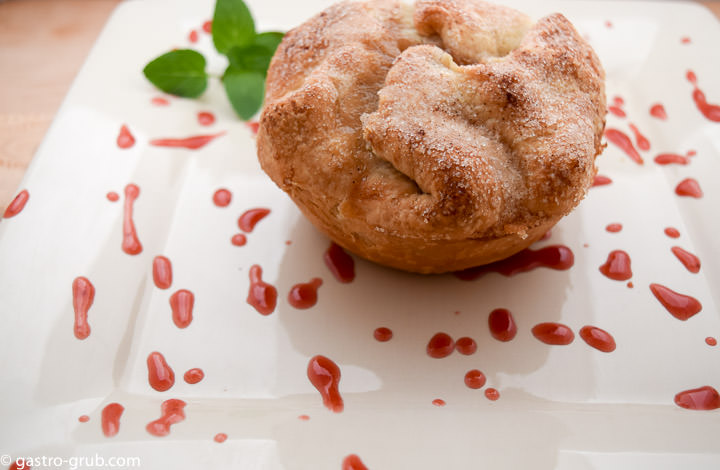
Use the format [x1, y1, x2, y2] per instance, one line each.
[1, 0, 719, 468]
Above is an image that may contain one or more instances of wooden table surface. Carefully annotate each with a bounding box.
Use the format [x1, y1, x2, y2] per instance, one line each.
[1, 0, 719, 213]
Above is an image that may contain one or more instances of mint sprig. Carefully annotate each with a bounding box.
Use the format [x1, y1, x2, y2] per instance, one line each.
[143, 0, 283, 121]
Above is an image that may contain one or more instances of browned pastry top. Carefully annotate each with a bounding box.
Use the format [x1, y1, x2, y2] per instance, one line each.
[257, 0, 606, 273]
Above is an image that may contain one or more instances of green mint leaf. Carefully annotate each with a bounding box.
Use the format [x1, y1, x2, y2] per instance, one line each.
[212, 0, 255, 54]
[143, 49, 208, 98]
[253, 32, 284, 55]
[226, 44, 273, 76]
[222, 67, 265, 120]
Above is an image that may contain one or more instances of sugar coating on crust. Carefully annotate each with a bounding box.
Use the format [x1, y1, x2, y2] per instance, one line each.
[257, 0, 606, 273]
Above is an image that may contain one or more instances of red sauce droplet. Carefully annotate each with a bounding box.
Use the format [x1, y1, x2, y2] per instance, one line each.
[212, 188, 232, 207]
[246, 121, 259, 135]
[373, 327, 393, 342]
[674, 386, 720, 410]
[605, 223, 622, 233]
[427, 332, 455, 358]
[197, 111, 215, 126]
[101, 403, 124, 437]
[681, 36, 691, 44]
[342, 454, 368, 470]
[298, 414, 310, 421]
[247, 265, 277, 315]
[532, 322, 574, 345]
[649, 283, 702, 321]
[106, 191, 119, 202]
[608, 105, 626, 118]
[605, 128, 644, 164]
[3, 189, 29, 218]
[78, 414, 90, 423]
[686, 149, 697, 157]
[150, 132, 225, 150]
[151, 96, 170, 106]
[211, 432, 227, 443]
[455, 245, 574, 281]
[686, 70, 720, 122]
[188, 29, 198, 43]
[117, 124, 135, 149]
[664, 227, 680, 238]
[72, 276, 95, 340]
[152, 255, 172, 289]
[432, 398, 446, 407]
[122, 183, 142, 255]
[202, 20, 212, 33]
[488, 308, 517, 342]
[231, 233, 247, 246]
[183, 368, 204, 384]
[485, 388, 500, 401]
[169, 289, 194, 328]
[147, 351, 175, 392]
[654, 153, 690, 165]
[628, 123, 650, 151]
[464, 369, 487, 389]
[705, 337, 717, 347]
[627, 281, 634, 288]
[649, 103, 667, 120]
[675, 178, 703, 198]
[579, 326, 616, 352]
[238, 208, 270, 232]
[671, 246, 701, 273]
[288, 278, 323, 309]
[8, 461, 24, 470]
[599, 250, 633, 281]
[146, 399, 186, 436]
[307, 355, 343, 413]
[455, 337, 477, 355]
[612, 96, 624, 106]
[592, 174, 612, 187]
[324, 242, 356, 283]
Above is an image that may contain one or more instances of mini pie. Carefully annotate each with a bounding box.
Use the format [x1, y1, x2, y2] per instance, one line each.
[257, 0, 606, 273]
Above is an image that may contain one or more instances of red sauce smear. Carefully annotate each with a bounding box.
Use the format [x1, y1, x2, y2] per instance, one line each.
[197, 111, 215, 126]
[184, 368, 204, 384]
[706, 337, 717, 347]
[649, 283, 702, 321]
[170, 289, 194, 328]
[675, 178, 703, 198]
[247, 265, 277, 315]
[432, 398, 446, 407]
[298, 414, 310, 421]
[78, 414, 90, 423]
[608, 105, 626, 118]
[106, 191, 119, 202]
[122, 183, 142, 255]
[246, 121, 259, 135]
[427, 332, 455, 358]
[152, 255, 172, 289]
[214, 433, 227, 443]
[231, 233, 247, 246]
[464, 369, 487, 389]
[579, 326, 616, 352]
[455, 337, 477, 355]
[654, 153, 689, 165]
[374, 327, 393, 342]
[592, 175, 612, 187]
[485, 388, 500, 401]
[674, 386, 720, 410]
[649, 103, 667, 120]
[488, 308, 517, 342]
[599, 250, 633, 281]
[307, 355, 343, 413]
[202, 20, 212, 33]
[188, 29, 198, 43]
[628, 123, 650, 151]
[147, 351, 175, 392]
[150, 131, 225, 150]
[455, 245, 574, 281]
[532, 322, 574, 345]
[606, 223, 622, 233]
[72, 276, 95, 340]
[605, 128, 644, 164]
[117, 124, 135, 149]
[681, 36, 691, 44]
[212, 188, 232, 207]
[146, 399, 186, 436]
[342, 454, 368, 470]
[8, 461, 25, 470]
[288, 278, 322, 309]
[671, 246, 701, 273]
[664, 227, 680, 238]
[238, 208, 270, 232]
[3, 189, 29, 218]
[101, 403, 124, 437]
[324, 242, 356, 283]
[151, 96, 170, 106]
[686, 70, 720, 122]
